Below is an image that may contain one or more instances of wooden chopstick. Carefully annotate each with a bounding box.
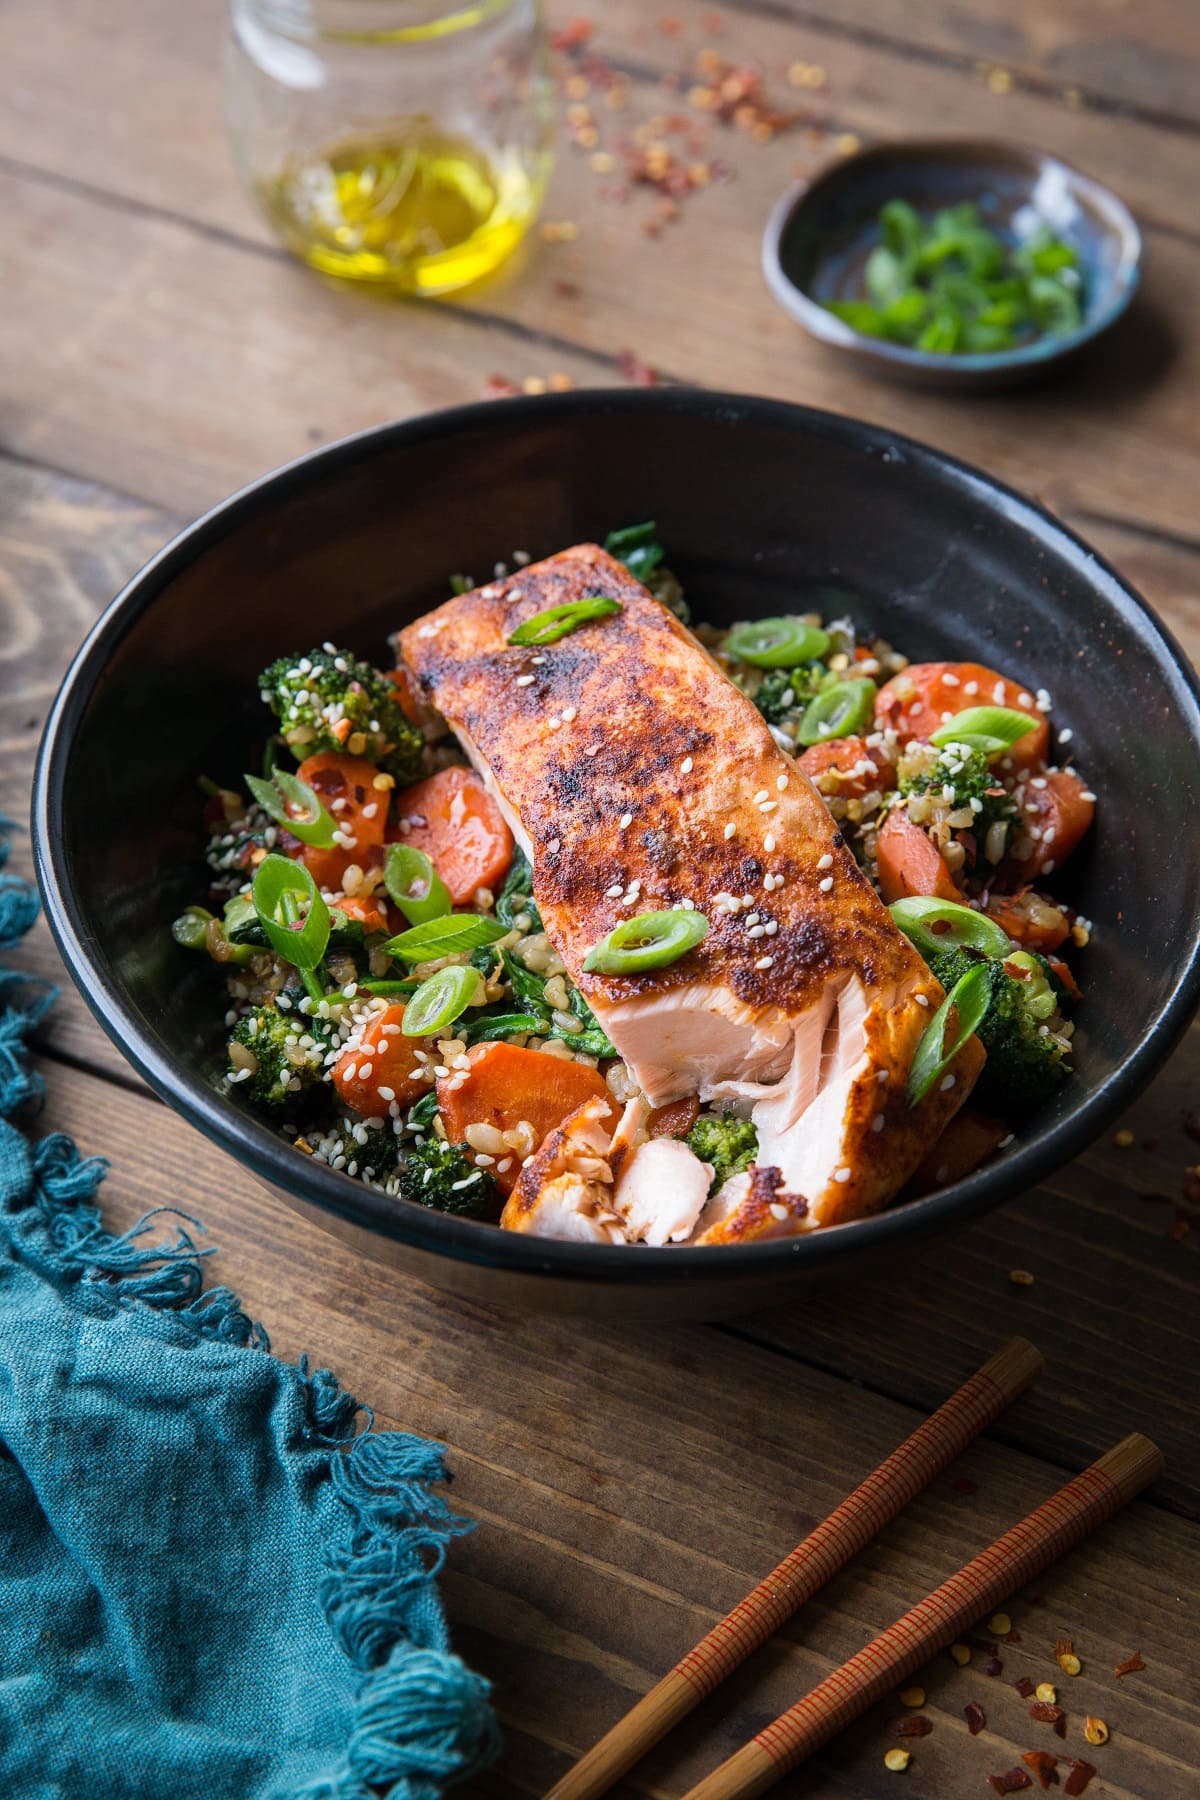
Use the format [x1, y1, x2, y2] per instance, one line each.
[681, 1430, 1164, 1800]
[544, 1336, 1043, 1800]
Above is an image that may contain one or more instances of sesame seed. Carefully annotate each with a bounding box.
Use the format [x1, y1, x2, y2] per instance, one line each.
[768, 1202, 789, 1222]
[834, 1166, 852, 1183]
[1080, 790, 1096, 802]
[753, 789, 769, 804]
[777, 774, 788, 790]
[818, 875, 833, 892]
[872, 1113, 885, 1132]
[942, 671, 960, 687]
[817, 852, 833, 870]
[681, 756, 694, 773]
[1019, 690, 1033, 707]
[748, 924, 765, 938]
[765, 921, 778, 936]
[745, 913, 760, 926]
[531, 654, 547, 664]
[547, 837, 561, 853]
[548, 716, 562, 730]
[764, 833, 776, 851]
[584, 744, 600, 757]
[914, 993, 930, 1008]
[940, 1074, 956, 1091]
[760, 800, 778, 813]
[723, 822, 736, 839]
[1059, 726, 1074, 744]
[562, 706, 578, 723]
[876, 1068, 889, 1084]
[606, 884, 623, 898]
[754, 955, 774, 969]
[618, 812, 633, 830]
[515, 674, 535, 687]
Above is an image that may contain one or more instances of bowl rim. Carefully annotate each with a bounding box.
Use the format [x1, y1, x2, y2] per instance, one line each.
[32, 388, 1200, 1288]
[761, 137, 1143, 376]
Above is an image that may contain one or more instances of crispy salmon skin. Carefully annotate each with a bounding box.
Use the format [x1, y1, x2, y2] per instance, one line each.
[401, 545, 981, 1229]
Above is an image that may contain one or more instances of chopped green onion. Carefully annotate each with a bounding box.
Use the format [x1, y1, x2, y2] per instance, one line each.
[583, 908, 708, 976]
[907, 964, 992, 1107]
[929, 706, 1036, 757]
[244, 771, 336, 848]
[890, 896, 1013, 961]
[725, 617, 831, 669]
[171, 906, 213, 951]
[385, 844, 451, 925]
[401, 966, 483, 1038]
[797, 677, 877, 746]
[361, 978, 422, 996]
[461, 1010, 549, 1045]
[604, 520, 663, 582]
[383, 913, 509, 963]
[252, 854, 331, 972]
[507, 595, 623, 647]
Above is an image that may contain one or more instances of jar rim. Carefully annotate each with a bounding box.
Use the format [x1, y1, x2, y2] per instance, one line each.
[236, 0, 521, 44]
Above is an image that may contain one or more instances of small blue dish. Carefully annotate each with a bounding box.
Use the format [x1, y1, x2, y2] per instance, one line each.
[762, 138, 1142, 390]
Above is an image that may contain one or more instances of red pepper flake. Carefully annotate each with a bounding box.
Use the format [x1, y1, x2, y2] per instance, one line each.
[984, 1656, 1005, 1677]
[1114, 1649, 1146, 1677]
[1021, 1750, 1061, 1789]
[1029, 1702, 1066, 1733]
[1063, 1761, 1097, 1797]
[483, 373, 522, 398]
[1014, 1676, 1036, 1698]
[952, 1476, 979, 1495]
[550, 17, 593, 52]
[988, 1771, 1033, 1795]
[964, 1701, 987, 1736]
[893, 1715, 934, 1737]
[616, 349, 661, 386]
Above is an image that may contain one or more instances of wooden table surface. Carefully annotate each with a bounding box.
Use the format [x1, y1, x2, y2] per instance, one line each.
[3, 3, 1199, 1794]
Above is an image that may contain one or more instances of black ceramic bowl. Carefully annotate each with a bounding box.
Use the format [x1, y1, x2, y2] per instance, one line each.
[34, 392, 1200, 1319]
[762, 140, 1141, 389]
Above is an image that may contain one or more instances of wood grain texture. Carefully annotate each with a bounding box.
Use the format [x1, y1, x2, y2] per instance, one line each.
[1, 4, 1200, 538]
[34, 1057, 1200, 1798]
[719, 0, 1200, 128]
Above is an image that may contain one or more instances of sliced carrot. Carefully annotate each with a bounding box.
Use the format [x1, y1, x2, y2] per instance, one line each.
[875, 662, 1049, 770]
[391, 766, 514, 907]
[293, 751, 390, 891]
[437, 1041, 611, 1194]
[647, 1095, 700, 1139]
[1049, 956, 1082, 1001]
[798, 734, 896, 800]
[1011, 768, 1094, 879]
[334, 892, 392, 936]
[984, 887, 1070, 953]
[875, 807, 960, 905]
[909, 1108, 1009, 1195]
[331, 1005, 430, 1119]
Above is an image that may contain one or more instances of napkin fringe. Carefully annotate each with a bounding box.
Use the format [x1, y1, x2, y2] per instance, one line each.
[0, 821, 500, 1797]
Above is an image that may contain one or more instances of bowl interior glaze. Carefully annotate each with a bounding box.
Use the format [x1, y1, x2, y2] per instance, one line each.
[34, 393, 1200, 1317]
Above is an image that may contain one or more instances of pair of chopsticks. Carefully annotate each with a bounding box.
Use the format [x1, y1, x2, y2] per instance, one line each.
[545, 1338, 1162, 1800]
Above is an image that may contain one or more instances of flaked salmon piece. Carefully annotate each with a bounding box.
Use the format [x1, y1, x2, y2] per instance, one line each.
[402, 545, 981, 1231]
[500, 1097, 624, 1242]
[612, 1137, 711, 1245]
[690, 1166, 812, 1245]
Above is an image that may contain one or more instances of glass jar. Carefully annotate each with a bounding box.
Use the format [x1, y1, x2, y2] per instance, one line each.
[226, 0, 554, 296]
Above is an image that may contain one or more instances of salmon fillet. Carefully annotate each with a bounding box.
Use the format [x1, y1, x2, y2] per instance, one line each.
[400, 545, 982, 1233]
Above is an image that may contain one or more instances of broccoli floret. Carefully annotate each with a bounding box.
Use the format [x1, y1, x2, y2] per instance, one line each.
[925, 946, 1070, 1113]
[686, 1113, 758, 1195]
[397, 1139, 502, 1221]
[901, 743, 1016, 832]
[309, 1115, 398, 1183]
[750, 664, 827, 724]
[258, 645, 422, 781]
[227, 1005, 335, 1109]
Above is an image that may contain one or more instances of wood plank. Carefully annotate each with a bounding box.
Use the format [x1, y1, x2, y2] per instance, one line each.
[0, 455, 178, 1080]
[722, 0, 1200, 130]
[3, 0, 1199, 241]
[3, 148, 1200, 549]
[4, 0, 1200, 548]
[33, 1054, 1200, 1796]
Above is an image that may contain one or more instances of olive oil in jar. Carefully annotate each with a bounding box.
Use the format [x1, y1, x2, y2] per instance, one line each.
[257, 126, 544, 294]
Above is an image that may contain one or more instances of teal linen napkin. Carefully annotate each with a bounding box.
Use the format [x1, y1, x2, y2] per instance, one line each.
[0, 823, 498, 1800]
